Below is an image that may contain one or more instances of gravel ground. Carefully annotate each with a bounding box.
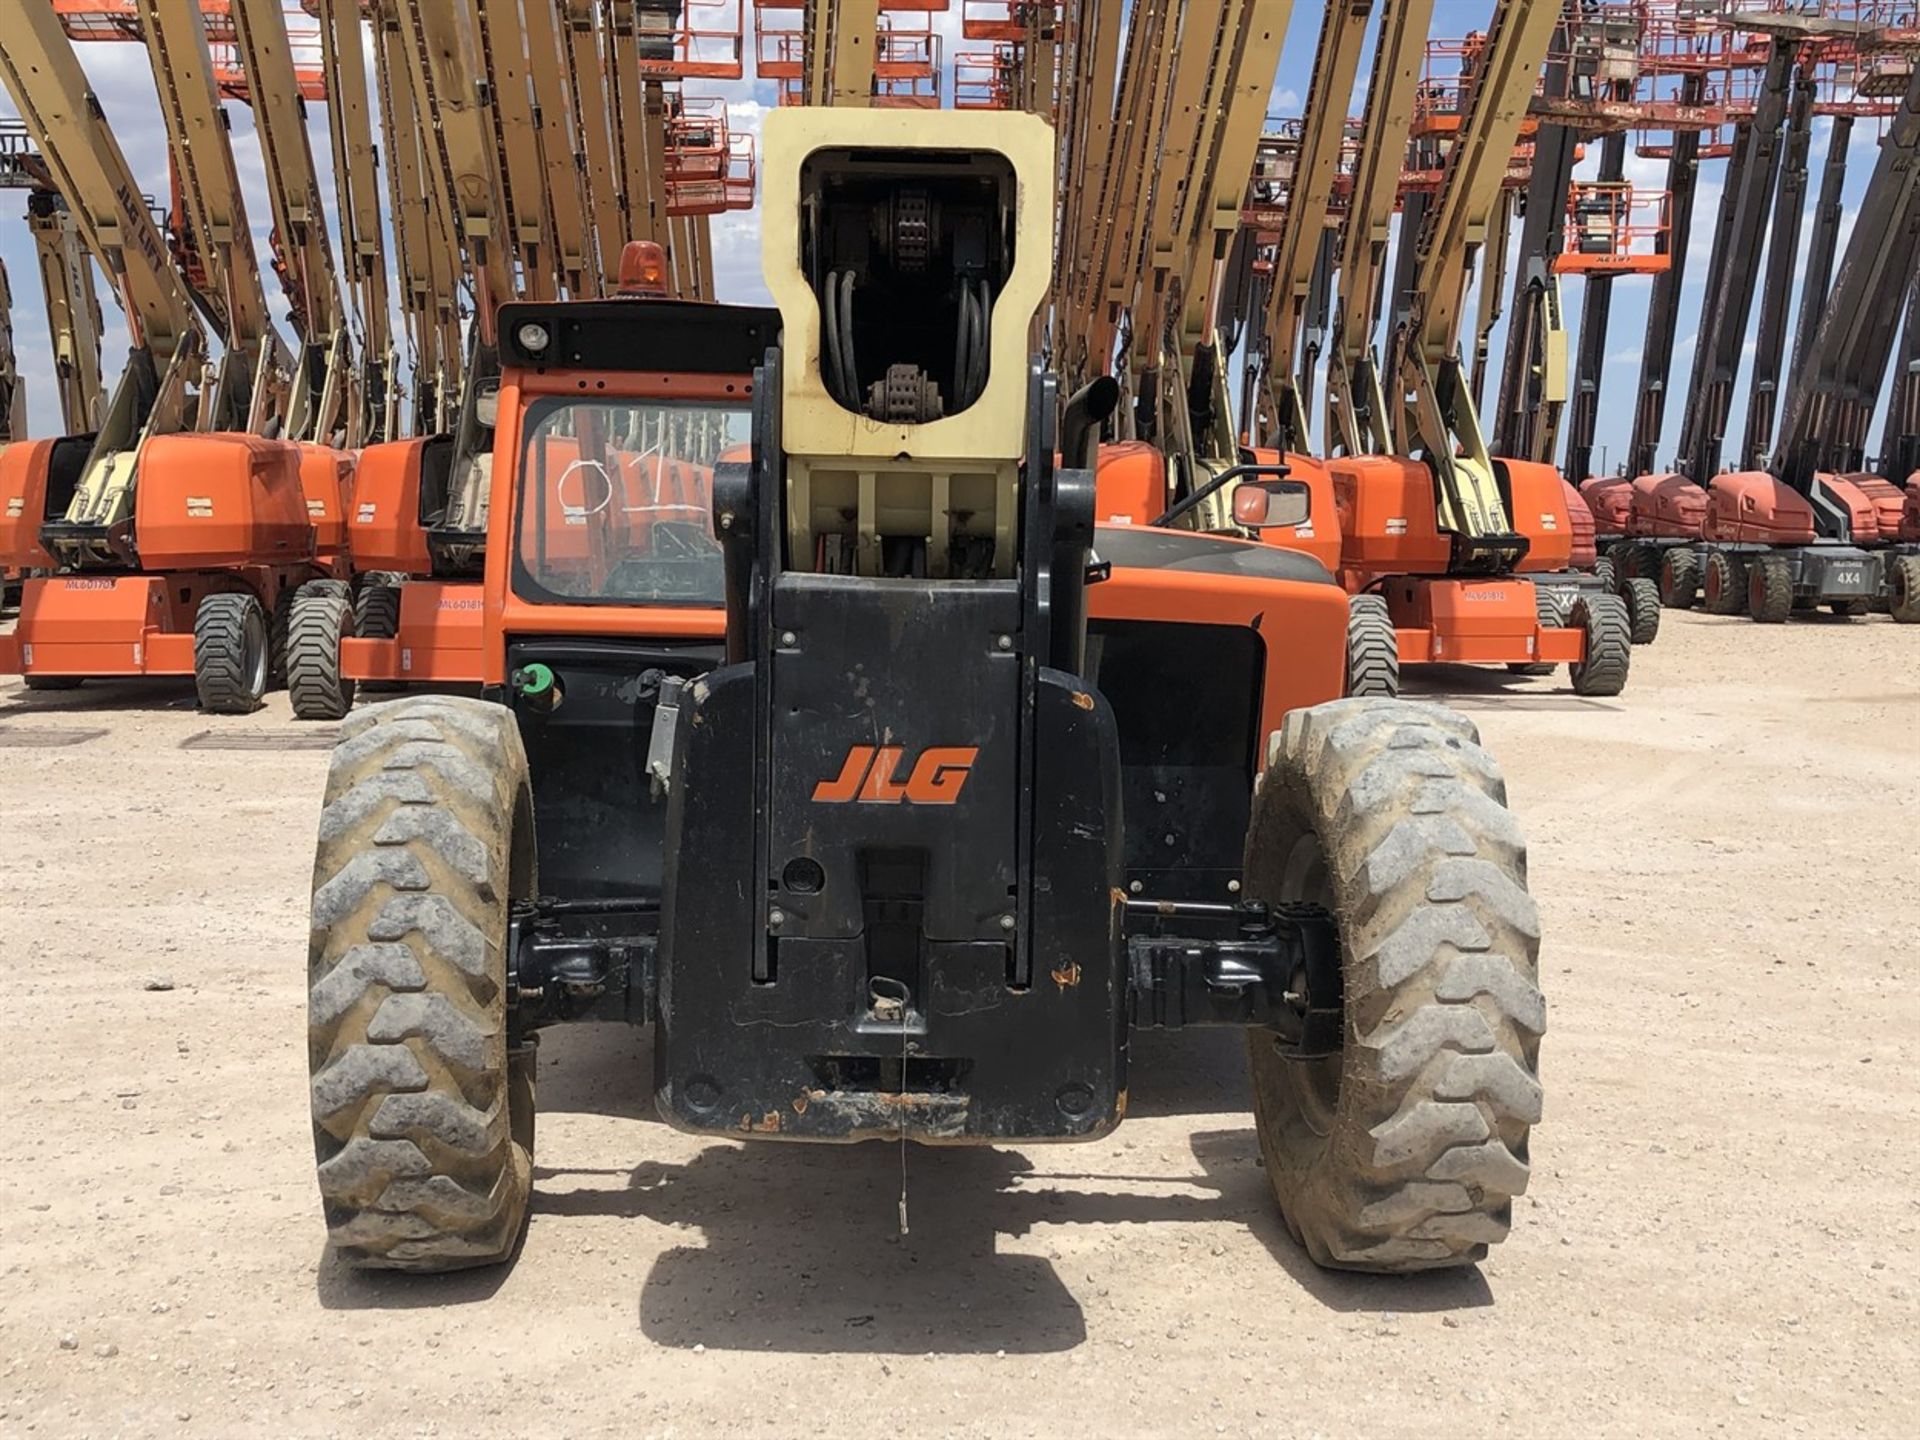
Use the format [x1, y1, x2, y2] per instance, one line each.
[0, 608, 1915, 1438]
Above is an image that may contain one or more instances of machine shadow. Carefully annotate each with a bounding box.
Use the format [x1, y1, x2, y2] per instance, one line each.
[0, 678, 202, 718]
[1402, 665, 1625, 712]
[315, 1248, 517, 1310]
[521, 1024, 1486, 1349]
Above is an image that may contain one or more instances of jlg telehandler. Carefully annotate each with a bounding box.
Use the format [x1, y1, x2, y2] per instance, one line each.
[304, 112, 1545, 1275]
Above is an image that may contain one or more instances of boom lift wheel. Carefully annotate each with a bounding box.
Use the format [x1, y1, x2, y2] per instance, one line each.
[307, 696, 536, 1271]
[193, 592, 270, 714]
[1591, 556, 1617, 593]
[272, 579, 348, 688]
[1344, 595, 1399, 698]
[1747, 553, 1794, 624]
[1702, 552, 1748, 616]
[1245, 698, 1543, 1272]
[1567, 594, 1631, 697]
[22, 675, 83, 691]
[1890, 555, 1920, 624]
[1658, 549, 1698, 610]
[1507, 586, 1563, 676]
[1825, 600, 1868, 618]
[287, 584, 358, 721]
[1623, 578, 1663, 644]
[354, 579, 405, 693]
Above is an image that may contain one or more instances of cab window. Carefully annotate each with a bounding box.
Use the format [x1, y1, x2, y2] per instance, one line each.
[511, 396, 749, 605]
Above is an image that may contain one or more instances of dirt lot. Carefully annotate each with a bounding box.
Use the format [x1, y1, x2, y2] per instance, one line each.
[1, 610, 1915, 1439]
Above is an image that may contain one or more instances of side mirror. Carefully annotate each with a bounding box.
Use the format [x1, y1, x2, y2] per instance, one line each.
[1233, 478, 1311, 530]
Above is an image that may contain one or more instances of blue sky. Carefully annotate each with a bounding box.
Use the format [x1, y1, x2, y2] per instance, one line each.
[1, 2, 1905, 475]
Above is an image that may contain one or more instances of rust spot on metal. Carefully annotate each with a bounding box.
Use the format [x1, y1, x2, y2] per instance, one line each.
[1114, 1088, 1129, 1120]
[1110, 887, 1128, 909]
[747, 1111, 782, 1133]
[791, 1092, 810, 1115]
[1070, 689, 1095, 711]
[1050, 961, 1082, 990]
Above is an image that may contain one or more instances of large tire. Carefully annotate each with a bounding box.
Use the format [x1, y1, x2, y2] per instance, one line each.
[1658, 548, 1698, 610]
[1747, 552, 1793, 624]
[1344, 594, 1399, 698]
[193, 592, 269, 714]
[354, 580, 405, 693]
[288, 584, 358, 721]
[1591, 556, 1617, 593]
[1623, 577, 1663, 644]
[307, 696, 537, 1270]
[21, 674, 83, 691]
[1245, 698, 1543, 1273]
[1826, 599, 1868, 618]
[1618, 542, 1658, 582]
[1507, 585, 1565, 676]
[1568, 593, 1631, 697]
[1702, 551, 1748, 615]
[1890, 554, 1920, 624]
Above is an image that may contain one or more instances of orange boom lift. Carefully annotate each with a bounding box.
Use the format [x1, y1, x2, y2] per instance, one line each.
[0, 0, 350, 710]
[1326, 0, 1634, 694]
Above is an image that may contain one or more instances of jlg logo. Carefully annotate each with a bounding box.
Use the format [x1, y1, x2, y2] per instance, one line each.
[812, 745, 978, 805]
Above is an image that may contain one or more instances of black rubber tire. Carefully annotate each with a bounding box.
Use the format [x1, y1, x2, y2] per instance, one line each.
[288, 584, 358, 721]
[1658, 548, 1698, 610]
[193, 592, 269, 714]
[1591, 556, 1617, 593]
[353, 581, 405, 693]
[1825, 599, 1868, 618]
[1344, 595, 1399, 698]
[22, 674, 83, 691]
[1891, 554, 1920, 624]
[1618, 542, 1657, 582]
[1568, 593, 1631, 697]
[1702, 551, 1747, 615]
[1245, 698, 1543, 1273]
[1505, 585, 1562, 676]
[269, 580, 348, 687]
[1623, 577, 1663, 644]
[308, 696, 537, 1271]
[1747, 552, 1793, 624]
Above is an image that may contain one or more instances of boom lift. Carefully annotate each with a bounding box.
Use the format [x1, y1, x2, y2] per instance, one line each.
[302, 0, 526, 718]
[0, 0, 347, 709]
[1479, 9, 1665, 647]
[303, 1, 748, 718]
[1712, 64, 1920, 623]
[1327, 0, 1634, 694]
[1622, 13, 1908, 619]
[303, 106, 1547, 1280]
[1613, 31, 1799, 606]
[371, 0, 463, 434]
[316, 0, 395, 443]
[227, 0, 357, 446]
[1236, 0, 1402, 696]
[1324, 0, 1433, 463]
[2, 124, 108, 437]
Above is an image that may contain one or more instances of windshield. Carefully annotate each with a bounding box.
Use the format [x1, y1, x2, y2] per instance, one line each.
[511, 395, 749, 605]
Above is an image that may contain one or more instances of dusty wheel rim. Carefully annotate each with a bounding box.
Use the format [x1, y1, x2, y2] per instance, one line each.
[1277, 831, 1341, 1138]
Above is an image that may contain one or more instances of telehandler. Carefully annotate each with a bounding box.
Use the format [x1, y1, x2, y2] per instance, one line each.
[305, 111, 1545, 1276]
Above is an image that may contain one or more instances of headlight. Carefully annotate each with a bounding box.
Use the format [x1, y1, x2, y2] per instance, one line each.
[517, 322, 551, 354]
